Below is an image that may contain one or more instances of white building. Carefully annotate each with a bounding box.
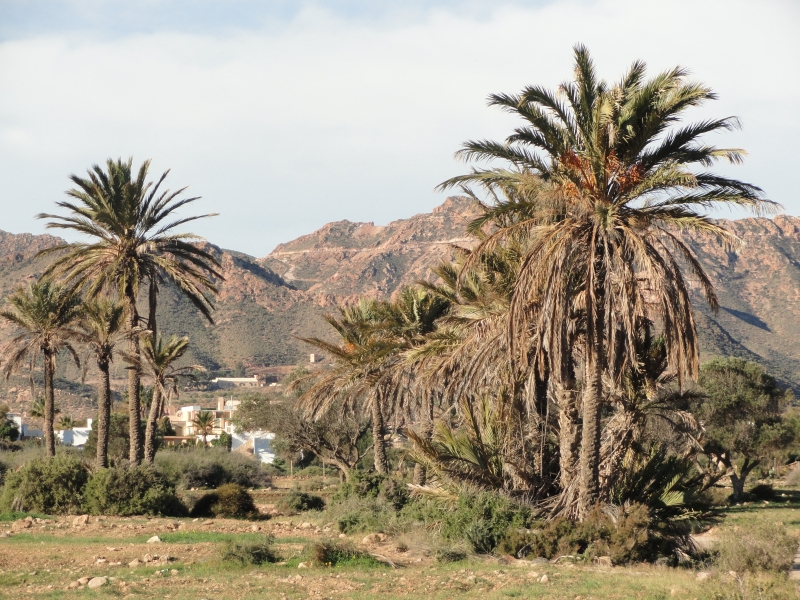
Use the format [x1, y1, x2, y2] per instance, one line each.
[210, 376, 261, 389]
[57, 419, 93, 448]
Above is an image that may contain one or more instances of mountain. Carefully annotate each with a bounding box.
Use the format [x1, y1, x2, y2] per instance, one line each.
[2, 199, 800, 390]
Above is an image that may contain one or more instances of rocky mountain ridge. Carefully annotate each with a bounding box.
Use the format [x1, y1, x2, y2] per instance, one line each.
[2, 199, 800, 391]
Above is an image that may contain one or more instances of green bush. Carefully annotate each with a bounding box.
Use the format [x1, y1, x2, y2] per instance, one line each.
[155, 448, 270, 489]
[0, 453, 88, 514]
[380, 478, 409, 511]
[436, 491, 532, 554]
[748, 483, 775, 501]
[435, 549, 467, 563]
[332, 471, 385, 501]
[498, 504, 677, 564]
[83, 466, 186, 517]
[326, 495, 397, 534]
[277, 490, 325, 513]
[306, 539, 385, 568]
[191, 483, 258, 518]
[715, 523, 796, 573]
[219, 534, 279, 565]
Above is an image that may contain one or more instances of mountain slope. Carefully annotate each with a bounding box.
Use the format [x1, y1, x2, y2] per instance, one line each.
[3, 201, 800, 388]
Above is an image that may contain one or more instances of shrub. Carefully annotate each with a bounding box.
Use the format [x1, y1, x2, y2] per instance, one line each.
[191, 483, 258, 518]
[498, 504, 656, 564]
[155, 448, 270, 489]
[83, 466, 186, 516]
[219, 534, 279, 565]
[437, 491, 532, 554]
[716, 523, 796, 573]
[748, 484, 775, 501]
[306, 539, 385, 568]
[326, 495, 396, 534]
[380, 478, 409, 511]
[332, 471, 385, 501]
[0, 453, 88, 514]
[706, 573, 798, 600]
[278, 490, 325, 514]
[435, 549, 467, 563]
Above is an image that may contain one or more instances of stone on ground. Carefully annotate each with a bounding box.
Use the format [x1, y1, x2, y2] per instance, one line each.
[87, 577, 108, 589]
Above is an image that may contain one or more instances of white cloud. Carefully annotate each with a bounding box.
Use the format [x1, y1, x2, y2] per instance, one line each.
[0, 0, 797, 255]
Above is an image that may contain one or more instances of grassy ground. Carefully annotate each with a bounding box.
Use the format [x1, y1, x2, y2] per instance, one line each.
[1, 481, 798, 599]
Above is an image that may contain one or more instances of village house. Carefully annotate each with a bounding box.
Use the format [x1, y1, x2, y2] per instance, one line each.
[209, 375, 261, 389]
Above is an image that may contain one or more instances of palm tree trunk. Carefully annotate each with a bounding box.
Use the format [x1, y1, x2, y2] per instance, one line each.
[148, 276, 158, 342]
[578, 348, 603, 519]
[144, 385, 162, 464]
[557, 384, 580, 491]
[43, 350, 56, 457]
[126, 287, 143, 465]
[413, 394, 434, 485]
[96, 358, 111, 469]
[371, 394, 389, 474]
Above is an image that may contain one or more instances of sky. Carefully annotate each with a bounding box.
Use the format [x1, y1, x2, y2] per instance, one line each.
[0, 0, 798, 257]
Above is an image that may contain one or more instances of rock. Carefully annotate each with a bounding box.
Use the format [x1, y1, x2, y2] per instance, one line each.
[596, 556, 612, 567]
[526, 571, 540, 579]
[128, 559, 142, 567]
[77, 577, 91, 585]
[95, 558, 108, 565]
[68, 581, 80, 589]
[300, 522, 312, 529]
[696, 571, 713, 582]
[143, 554, 155, 563]
[298, 562, 310, 568]
[24, 516, 34, 522]
[87, 577, 108, 589]
[147, 535, 161, 544]
[0, 532, 8, 538]
[73, 515, 89, 527]
[12, 519, 32, 531]
[362, 533, 387, 544]
[170, 569, 179, 576]
[251, 524, 260, 532]
[338, 533, 347, 539]
[177, 523, 186, 530]
[540, 574, 549, 583]
[201, 520, 214, 526]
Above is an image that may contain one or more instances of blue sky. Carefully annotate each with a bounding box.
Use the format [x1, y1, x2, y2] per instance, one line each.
[0, 0, 798, 256]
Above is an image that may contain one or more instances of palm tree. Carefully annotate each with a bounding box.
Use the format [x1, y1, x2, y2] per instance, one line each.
[0, 280, 83, 456]
[30, 395, 61, 419]
[57, 415, 74, 430]
[192, 410, 215, 447]
[37, 157, 223, 465]
[79, 298, 128, 468]
[439, 46, 776, 517]
[299, 300, 397, 474]
[140, 334, 196, 463]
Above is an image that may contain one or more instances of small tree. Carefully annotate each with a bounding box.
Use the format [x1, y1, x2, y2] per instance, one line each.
[234, 393, 369, 480]
[695, 358, 795, 500]
[0, 404, 19, 442]
[193, 411, 215, 446]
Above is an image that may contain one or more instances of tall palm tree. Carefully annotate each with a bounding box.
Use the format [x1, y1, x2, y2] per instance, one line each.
[299, 300, 397, 474]
[37, 157, 223, 465]
[79, 298, 128, 468]
[192, 411, 215, 447]
[140, 334, 196, 463]
[0, 281, 83, 456]
[439, 45, 776, 518]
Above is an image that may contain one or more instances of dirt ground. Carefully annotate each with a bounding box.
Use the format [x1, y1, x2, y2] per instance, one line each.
[1, 485, 799, 599]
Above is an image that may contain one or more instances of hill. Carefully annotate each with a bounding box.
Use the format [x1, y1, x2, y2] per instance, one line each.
[2, 199, 800, 390]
